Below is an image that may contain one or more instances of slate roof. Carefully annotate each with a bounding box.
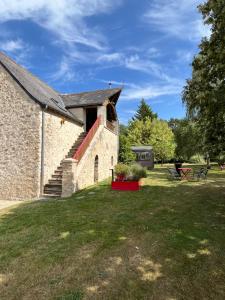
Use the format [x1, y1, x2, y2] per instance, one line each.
[62, 88, 122, 108]
[0, 51, 83, 124]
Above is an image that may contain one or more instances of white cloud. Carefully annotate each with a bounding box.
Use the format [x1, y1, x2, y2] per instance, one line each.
[125, 54, 163, 77]
[0, 39, 24, 52]
[96, 52, 178, 85]
[144, 0, 211, 42]
[97, 52, 123, 63]
[121, 82, 183, 101]
[49, 57, 77, 82]
[0, 0, 122, 50]
[176, 50, 194, 63]
[0, 38, 31, 67]
[124, 54, 181, 84]
[0, 0, 124, 81]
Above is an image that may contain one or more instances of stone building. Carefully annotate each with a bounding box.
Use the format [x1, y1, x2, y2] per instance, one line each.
[131, 146, 154, 169]
[0, 51, 121, 200]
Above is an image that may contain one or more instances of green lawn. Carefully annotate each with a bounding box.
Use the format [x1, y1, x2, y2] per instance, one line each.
[1, 165, 225, 300]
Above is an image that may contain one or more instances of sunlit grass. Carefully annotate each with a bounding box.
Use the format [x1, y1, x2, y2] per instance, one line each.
[0, 164, 225, 299]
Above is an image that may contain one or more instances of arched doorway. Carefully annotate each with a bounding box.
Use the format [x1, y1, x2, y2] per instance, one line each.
[94, 155, 99, 183]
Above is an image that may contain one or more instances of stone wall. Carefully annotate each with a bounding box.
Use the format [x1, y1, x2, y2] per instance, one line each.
[0, 64, 41, 200]
[43, 112, 83, 186]
[62, 125, 118, 196]
[76, 125, 118, 190]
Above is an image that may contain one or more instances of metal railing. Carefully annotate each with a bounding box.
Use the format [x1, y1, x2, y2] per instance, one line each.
[73, 116, 102, 161]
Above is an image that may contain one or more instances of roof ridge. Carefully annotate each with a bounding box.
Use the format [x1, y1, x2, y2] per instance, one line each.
[60, 87, 121, 97]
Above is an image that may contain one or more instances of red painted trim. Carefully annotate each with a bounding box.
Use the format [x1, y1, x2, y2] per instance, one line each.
[73, 116, 101, 161]
[111, 181, 140, 191]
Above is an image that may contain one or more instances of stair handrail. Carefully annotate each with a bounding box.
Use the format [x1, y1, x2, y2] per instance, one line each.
[73, 116, 102, 161]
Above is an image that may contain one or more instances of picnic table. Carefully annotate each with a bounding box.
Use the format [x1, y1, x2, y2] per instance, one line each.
[178, 168, 192, 180]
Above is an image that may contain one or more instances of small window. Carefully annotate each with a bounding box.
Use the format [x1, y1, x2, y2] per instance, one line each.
[111, 156, 114, 167]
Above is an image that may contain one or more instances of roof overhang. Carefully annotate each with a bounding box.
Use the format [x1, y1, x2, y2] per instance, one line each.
[63, 88, 122, 109]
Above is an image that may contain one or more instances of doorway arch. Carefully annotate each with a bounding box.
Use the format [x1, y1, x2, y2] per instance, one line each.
[94, 155, 99, 183]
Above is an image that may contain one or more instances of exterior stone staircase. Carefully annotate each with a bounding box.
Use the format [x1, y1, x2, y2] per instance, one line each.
[43, 132, 87, 198]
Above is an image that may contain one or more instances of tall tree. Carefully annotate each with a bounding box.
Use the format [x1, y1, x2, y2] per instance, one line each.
[119, 134, 136, 163]
[127, 118, 153, 145]
[183, 0, 225, 157]
[127, 118, 175, 162]
[133, 99, 157, 122]
[149, 120, 175, 163]
[118, 124, 136, 163]
[168, 118, 202, 160]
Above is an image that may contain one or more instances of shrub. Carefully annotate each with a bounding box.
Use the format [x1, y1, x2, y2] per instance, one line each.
[216, 152, 225, 165]
[189, 154, 205, 164]
[128, 164, 147, 181]
[114, 163, 147, 181]
[114, 163, 130, 177]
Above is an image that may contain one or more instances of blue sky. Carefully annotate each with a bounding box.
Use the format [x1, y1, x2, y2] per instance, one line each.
[0, 0, 210, 124]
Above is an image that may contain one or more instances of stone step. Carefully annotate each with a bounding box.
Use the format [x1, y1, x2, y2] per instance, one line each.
[44, 187, 62, 194]
[45, 183, 62, 189]
[70, 144, 81, 150]
[54, 170, 62, 175]
[44, 189, 62, 195]
[67, 150, 78, 155]
[42, 194, 61, 198]
[43, 132, 87, 198]
[43, 190, 62, 196]
[49, 179, 62, 185]
[68, 150, 78, 154]
[44, 184, 61, 189]
[70, 145, 79, 150]
[70, 146, 79, 151]
[52, 174, 62, 179]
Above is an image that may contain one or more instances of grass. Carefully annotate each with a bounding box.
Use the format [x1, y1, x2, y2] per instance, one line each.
[0, 164, 225, 299]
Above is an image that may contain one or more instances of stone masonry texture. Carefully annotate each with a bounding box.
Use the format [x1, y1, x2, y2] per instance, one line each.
[0, 62, 118, 200]
[76, 125, 118, 190]
[61, 125, 118, 196]
[0, 64, 41, 200]
[43, 112, 83, 186]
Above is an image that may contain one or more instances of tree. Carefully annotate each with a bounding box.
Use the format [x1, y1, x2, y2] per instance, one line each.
[149, 120, 175, 163]
[118, 134, 136, 163]
[119, 124, 128, 136]
[168, 118, 202, 160]
[127, 118, 153, 145]
[182, 0, 225, 157]
[127, 118, 175, 162]
[133, 99, 157, 122]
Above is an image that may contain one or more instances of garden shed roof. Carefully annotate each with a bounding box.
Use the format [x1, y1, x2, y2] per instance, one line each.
[131, 146, 153, 152]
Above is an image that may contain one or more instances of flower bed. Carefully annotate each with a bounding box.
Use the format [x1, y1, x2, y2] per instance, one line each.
[111, 163, 146, 191]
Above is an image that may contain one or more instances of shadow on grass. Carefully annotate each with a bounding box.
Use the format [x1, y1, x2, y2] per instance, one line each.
[0, 166, 225, 299]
